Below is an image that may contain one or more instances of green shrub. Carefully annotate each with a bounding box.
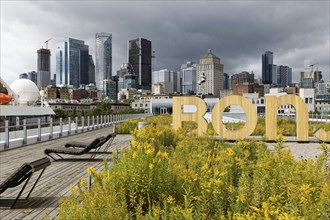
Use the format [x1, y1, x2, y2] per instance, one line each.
[115, 118, 140, 134]
[59, 115, 330, 219]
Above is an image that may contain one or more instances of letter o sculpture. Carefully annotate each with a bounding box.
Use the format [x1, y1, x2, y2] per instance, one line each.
[212, 95, 258, 140]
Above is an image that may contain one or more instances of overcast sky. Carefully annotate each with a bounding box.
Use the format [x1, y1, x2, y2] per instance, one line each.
[1, 0, 329, 85]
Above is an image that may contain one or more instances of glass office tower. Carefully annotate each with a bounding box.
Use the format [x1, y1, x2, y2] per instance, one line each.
[128, 38, 152, 90]
[95, 33, 112, 91]
[56, 37, 89, 88]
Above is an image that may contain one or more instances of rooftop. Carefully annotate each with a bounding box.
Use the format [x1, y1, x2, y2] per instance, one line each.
[201, 49, 220, 60]
[0, 128, 131, 219]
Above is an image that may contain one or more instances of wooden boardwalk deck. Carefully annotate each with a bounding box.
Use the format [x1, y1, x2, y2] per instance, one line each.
[0, 127, 132, 220]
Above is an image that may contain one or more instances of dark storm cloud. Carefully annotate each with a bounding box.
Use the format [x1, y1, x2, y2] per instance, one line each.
[1, 1, 329, 84]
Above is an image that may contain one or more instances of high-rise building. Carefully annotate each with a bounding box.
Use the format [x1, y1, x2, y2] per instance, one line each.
[117, 63, 135, 78]
[300, 70, 322, 85]
[128, 38, 152, 90]
[231, 71, 254, 87]
[315, 81, 329, 94]
[19, 73, 28, 79]
[118, 75, 136, 91]
[102, 79, 117, 101]
[170, 71, 180, 93]
[196, 49, 224, 96]
[20, 71, 38, 85]
[223, 73, 230, 90]
[301, 78, 314, 88]
[271, 64, 278, 85]
[181, 61, 196, 94]
[28, 71, 37, 85]
[277, 65, 292, 87]
[262, 51, 276, 84]
[152, 69, 170, 85]
[152, 69, 179, 94]
[117, 63, 136, 90]
[88, 55, 95, 84]
[313, 71, 322, 83]
[37, 48, 51, 88]
[95, 33, 112, 91]
[56, 37, 89, 88]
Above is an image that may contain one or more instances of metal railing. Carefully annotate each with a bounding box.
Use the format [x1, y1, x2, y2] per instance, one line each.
[0, 113, 152, 150]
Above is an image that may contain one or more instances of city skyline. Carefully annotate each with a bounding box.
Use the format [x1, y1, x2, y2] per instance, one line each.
[1, 1, 329, 85]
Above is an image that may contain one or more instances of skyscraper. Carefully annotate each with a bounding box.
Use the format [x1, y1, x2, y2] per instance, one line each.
[56, 37, 89, 88]
[88, 55, 95, 84]
[152, 69, 170, 84]
[37, 48, 51, 88]
[152, 69, 179, 94]
[117, 63, 136, 90]
[277, 65, 292, 87]
[170, 71, 180, 93]
[262, 51, 276, 84]
[102, 79, 117, 101]
[128, 38, 152, 90]
[181, 61, 197, 94]
[28, 71, 37, 85]
[95, 33, 112, 91]
[196, 49, 224, 96]
[223, 73, 230, 90]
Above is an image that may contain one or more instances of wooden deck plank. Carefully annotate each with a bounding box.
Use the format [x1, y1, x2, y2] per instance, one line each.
[0, 127, 132, 220]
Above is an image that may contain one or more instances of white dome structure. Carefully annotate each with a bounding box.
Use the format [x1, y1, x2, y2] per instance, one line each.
[10, 79, 40, 105]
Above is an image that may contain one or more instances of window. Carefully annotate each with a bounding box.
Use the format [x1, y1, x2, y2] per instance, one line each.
[305, 98, 308, 104]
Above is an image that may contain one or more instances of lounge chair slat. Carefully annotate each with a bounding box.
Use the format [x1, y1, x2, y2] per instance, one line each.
[0, 157, 51, 209]
[44, 138, 101, 160]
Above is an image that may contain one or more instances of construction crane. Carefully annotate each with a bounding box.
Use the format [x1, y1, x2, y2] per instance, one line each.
[309, 63, 318, 72]
[44, 38, 52, 49]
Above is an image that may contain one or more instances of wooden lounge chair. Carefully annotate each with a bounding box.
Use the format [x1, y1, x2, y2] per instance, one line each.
[44, 138, 101, 161]
[0, 157, 51, 209]
[65, 133, 116, 153]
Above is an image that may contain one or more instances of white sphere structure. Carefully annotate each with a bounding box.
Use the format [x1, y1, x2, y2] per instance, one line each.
[10, 79, 40, 105]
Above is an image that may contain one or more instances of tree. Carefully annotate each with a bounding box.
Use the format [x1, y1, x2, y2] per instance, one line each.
[54, 108, 67, 120]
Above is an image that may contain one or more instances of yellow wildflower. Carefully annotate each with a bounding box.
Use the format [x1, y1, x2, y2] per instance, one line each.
[227, 148, 235, 156]
[162, 151, 168, 158]
[132, 151, 137, 158]
[149, 163, 154, 170]
[79, 178, 87, 186]
[131, 140, 139, 148]
[87, 166, 94, 175]
[192, 196, 202, 201]
[236, 194, 246, 203]
[166, 195, 175, 204]
[213, 178, 222, 186]
[95, 171, 102, 178]
[250, 206, 260, 213]
[146, 148, 154, 155]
